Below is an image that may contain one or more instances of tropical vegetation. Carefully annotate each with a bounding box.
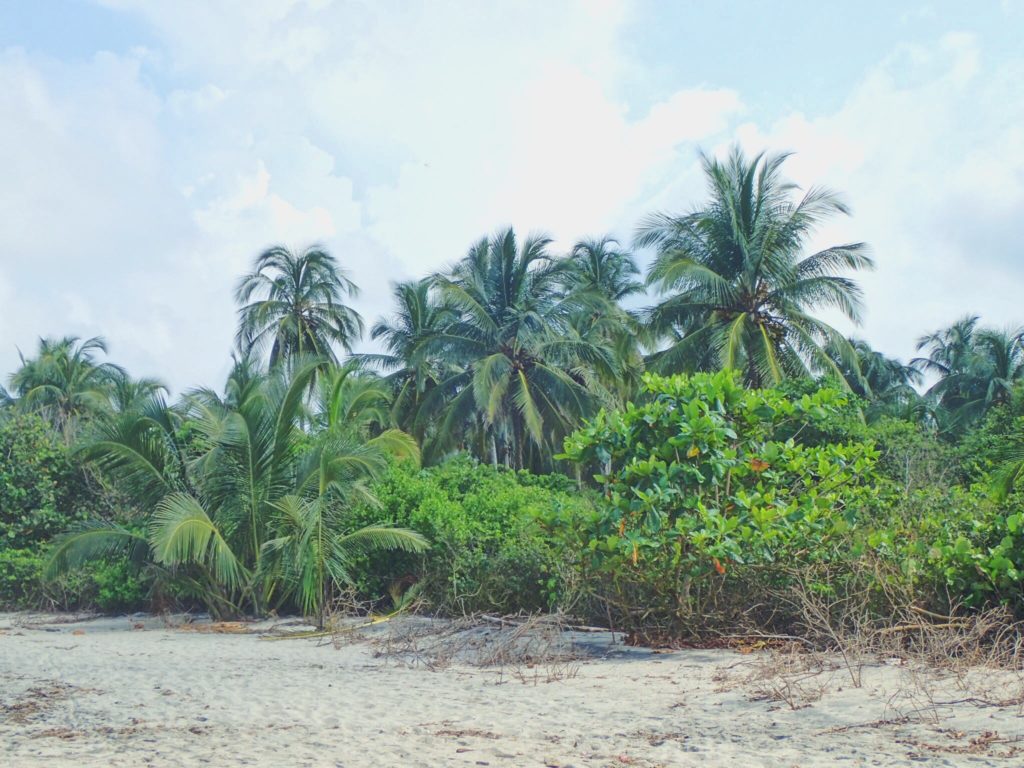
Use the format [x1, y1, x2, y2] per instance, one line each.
[2, 145, 1023, 643]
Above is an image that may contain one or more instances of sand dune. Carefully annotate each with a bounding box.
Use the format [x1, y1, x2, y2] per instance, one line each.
[1, 612, 1022, 767]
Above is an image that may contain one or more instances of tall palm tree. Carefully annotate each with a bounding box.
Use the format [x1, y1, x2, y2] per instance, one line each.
[636, 146, 874, 387]
[912, 315, 981, 382]
[9, 336, 124, 442]
[235, 245, 364, 372]
[47, 360, 426, 621]
[913, 317, 1024, 427]
[362, 279, 457, 439]
[826, 338, 923, 421]
[564, 236, 644, 304]
[417, 228, 612, 469]
[562, 237, 647, 408]
[109, 372, 169, 415]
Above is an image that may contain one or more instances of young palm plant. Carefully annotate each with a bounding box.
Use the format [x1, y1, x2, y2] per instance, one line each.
[636, 146, 874, 387]
[46, 359, 426, 622]
[264, 364, 425, 627]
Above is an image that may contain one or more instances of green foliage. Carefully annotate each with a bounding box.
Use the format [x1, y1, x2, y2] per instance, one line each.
[0, 548, 147, 612]
[871, 486, 1024, 610]
[637, 146, 873, 387]
[88, 558, 149, 612]
[553, 370, 884, 637]
[0, 548, 44, 608]
[345, 457, 590, 614]
[0, 413, 93, 550]
[866, 417, 961, 491]
[45, 360, 426, 622]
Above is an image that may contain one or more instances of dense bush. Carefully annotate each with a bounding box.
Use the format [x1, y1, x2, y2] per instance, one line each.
[0, 414, 94, 549]
[0, 548, 44, 608]
[874, 485, 1024, 611]
[0, 547, 148, 612]
[0, 414, 117, 608]
[344, 457, 592, 614]
[552, 371, 887, 639]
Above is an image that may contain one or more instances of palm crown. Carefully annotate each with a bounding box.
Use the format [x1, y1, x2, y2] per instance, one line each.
[416, 228, 610, 469]
[235, 245, 364, 370]
[637, 146, 874, 387]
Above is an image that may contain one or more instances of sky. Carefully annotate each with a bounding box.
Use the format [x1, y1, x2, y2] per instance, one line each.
[1, 0, 1022, 393]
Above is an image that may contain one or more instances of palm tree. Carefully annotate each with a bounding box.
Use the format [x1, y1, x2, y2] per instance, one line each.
[235, 245, 364, 372]
[362, 279, 457, 440]
[109, 372, 169, 414]
[562, 237, 647, 408]
[564, 237, 644, 304]
[636, 146, 874, 387]
[263, 363, 425, 627]
[913, 317, 1024, 428]
[46, 359, 426, 621]
[416, 228, 612, 469]
[0, 385, 14, 420]
[912, 315, 981, 382]
[826, 338, 923, 421]
[9, 336, 124, 442]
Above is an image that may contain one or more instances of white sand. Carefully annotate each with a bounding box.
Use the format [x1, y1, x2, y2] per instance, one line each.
[2, 612, 1022, 767]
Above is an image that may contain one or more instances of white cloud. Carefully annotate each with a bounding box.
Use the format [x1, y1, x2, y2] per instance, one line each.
[729, 32, 1024, 359]
[1, 4, 1022, 395]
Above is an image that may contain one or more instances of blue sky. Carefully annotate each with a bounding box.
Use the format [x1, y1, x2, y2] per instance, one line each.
[1, 0, 1022, 391]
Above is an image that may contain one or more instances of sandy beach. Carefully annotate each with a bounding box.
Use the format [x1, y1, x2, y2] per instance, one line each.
[1, 612, 1022, 767]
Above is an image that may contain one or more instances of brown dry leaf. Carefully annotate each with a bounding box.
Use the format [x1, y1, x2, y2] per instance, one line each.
[71, 629, 85, 636]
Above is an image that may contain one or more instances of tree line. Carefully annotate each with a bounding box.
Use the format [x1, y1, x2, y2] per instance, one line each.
[2, 145, 1022, 625]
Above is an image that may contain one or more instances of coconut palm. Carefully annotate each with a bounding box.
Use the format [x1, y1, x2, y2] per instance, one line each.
[9, 336, 124, 442]
[825, 338, 923, 422]
[913, 317, 1024, 428]
[912, 315, 982, 382]
[46, 359, 426, 621]
[560, 238, 648, 408]
[563, 236, 644, 304]
[636, 146, 874, 387]
[417, 228, 612, 469]
[235, 245, 364, 371]
[362, 279, 457, 439]
[109, 372, 169, 415]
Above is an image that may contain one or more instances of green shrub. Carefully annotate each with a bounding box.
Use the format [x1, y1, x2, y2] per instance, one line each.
[553, 370, 886, 640]
[0, 548, 44, 608]
[873, 485, 1024, 611]
[345, 457, 592, 614]
[89, 558, 148, 612]
[0, 414, 91, 549]
[0, 546, 148, 613]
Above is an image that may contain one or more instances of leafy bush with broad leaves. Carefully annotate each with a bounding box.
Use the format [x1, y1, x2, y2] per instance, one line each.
[0, 547, 149, 612]
[344, 457, 591, 614]
[873, 485, 1024, 611]
[551, 370, 884, 640]
[0, 413, 94, 549]
[0, 549, 44, 608]
[0, 413, 116, 608]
